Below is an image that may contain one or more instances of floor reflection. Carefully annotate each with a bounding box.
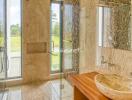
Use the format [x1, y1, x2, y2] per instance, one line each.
[0, 79, 73, 100]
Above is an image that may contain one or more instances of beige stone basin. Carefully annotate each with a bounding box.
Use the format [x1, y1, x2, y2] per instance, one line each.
[95, 74, 132, 100]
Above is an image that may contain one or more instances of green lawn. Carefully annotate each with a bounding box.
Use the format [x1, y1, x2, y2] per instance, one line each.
[0, 36, 21, 52]
[51, 34, 60, 71]
[51, 52, 60, 71]
[11, 36, 21, 52]
[51, 34, 73, 71]
[52, 34, 60, 47]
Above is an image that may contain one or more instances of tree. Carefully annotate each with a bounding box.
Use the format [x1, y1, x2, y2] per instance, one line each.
[0, 22, 3, 37]
[10, 24, 20, 36]
[53, 23, 60, 35]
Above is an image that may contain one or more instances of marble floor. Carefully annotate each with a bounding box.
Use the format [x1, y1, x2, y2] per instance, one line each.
[0, 79, 73, 100]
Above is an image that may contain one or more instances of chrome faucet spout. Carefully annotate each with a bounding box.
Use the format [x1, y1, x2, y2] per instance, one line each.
[101, 56, 107, 64]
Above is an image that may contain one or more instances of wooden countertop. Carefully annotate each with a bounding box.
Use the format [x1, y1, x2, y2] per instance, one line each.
[69, 72, 111, 100]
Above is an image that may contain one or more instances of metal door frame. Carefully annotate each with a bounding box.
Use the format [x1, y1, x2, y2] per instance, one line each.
[50, 0, 63, 74]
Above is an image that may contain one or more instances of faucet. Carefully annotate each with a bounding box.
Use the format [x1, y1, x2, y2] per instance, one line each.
[101, 56, 115, 66]
[107, 57, 115, 67]
[101, 56, 107, 64]
[101, 56, 121, 75]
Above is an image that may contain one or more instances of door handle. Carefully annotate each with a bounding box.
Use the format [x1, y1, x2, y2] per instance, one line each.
[7, 56, 9, 71]
[48, 52, 58, 56]
[52, 41, 55, 52]
[63, 40, 72, 43]
[3, 48, 9, 71]
[0, 52, 4, 73]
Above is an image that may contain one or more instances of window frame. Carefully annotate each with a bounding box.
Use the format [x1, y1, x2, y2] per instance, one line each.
[50, 0, 63, 74]
[0, 0, 23, 80]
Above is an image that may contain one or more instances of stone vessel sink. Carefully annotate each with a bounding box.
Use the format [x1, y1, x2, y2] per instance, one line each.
[95, 74, 132, 100]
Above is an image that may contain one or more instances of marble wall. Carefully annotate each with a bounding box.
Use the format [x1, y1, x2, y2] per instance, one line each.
[79, 0, 132, 78]
[21, 0, 132, 83]
[97, 0, 132, 78]
[79, 0, 98, 73]
[99, 47, 132, 77]
[99, 0, 130, 4]
[23, 0, 50, 83]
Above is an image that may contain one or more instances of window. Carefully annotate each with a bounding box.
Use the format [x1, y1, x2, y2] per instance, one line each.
[98, 7, 103, 47]
[97, 7, 111, 47]
[7, 0, 22, 78]
[50, 1, 74, 73]
[0, 0, 22, 79]
[50, 2, 62, 73]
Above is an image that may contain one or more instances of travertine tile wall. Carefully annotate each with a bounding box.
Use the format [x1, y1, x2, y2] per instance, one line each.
[100, 48, 132, 77]
[79, 0, 98, 73]
[98, 0, 132, 78]
[23, 0, 50, 83]
[80, 0, 132, 77]
[99, 0, 130, 4]
[21, 0, 132, 83]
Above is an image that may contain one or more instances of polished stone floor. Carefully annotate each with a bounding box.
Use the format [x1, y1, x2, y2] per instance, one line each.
[0, 79, 73, 100]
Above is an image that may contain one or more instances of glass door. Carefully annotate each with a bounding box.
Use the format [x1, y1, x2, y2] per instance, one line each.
[50, 1, 74, 73]
[63, 4, 73, 72]
[0, 1, 7, 99]
[0, 0, 22, 80]
[50, 2, 62, 73]
[6, 0, 22, 78]
[0, 0, 6, 80]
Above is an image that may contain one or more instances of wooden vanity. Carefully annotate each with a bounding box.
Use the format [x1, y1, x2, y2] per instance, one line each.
[70, 72, 111, 100]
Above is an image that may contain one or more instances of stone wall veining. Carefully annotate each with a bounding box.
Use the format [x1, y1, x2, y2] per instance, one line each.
[23, 0, 50, 83]
[99, 48, 132, 77]
[80, 0, 132, 77]
[97, 0, 132, 78]
[21, 0, 132, 83]
[79, 0, 98, 73]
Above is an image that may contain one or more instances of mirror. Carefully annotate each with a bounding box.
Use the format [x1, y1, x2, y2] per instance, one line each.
[97, 0, 131, 50]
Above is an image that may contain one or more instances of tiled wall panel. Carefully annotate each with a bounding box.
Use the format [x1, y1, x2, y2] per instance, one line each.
[79, 0, 97, 73]
[23, 0, 50, 83]
[97, 0, 132, 78]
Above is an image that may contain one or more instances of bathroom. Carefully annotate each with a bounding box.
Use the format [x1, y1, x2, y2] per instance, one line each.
[0, 0, 132, 100]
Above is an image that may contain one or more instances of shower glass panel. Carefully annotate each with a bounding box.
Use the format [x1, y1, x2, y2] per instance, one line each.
[7, 0, 21, 78]
[63, 4, 73, 71]
[50, 3, 62, 73]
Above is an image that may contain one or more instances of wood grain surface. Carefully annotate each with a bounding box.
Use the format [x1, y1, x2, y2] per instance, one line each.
[70, 72, 111, 100]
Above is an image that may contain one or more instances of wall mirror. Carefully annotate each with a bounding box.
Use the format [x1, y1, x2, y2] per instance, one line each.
[97, 0, 131, 50]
